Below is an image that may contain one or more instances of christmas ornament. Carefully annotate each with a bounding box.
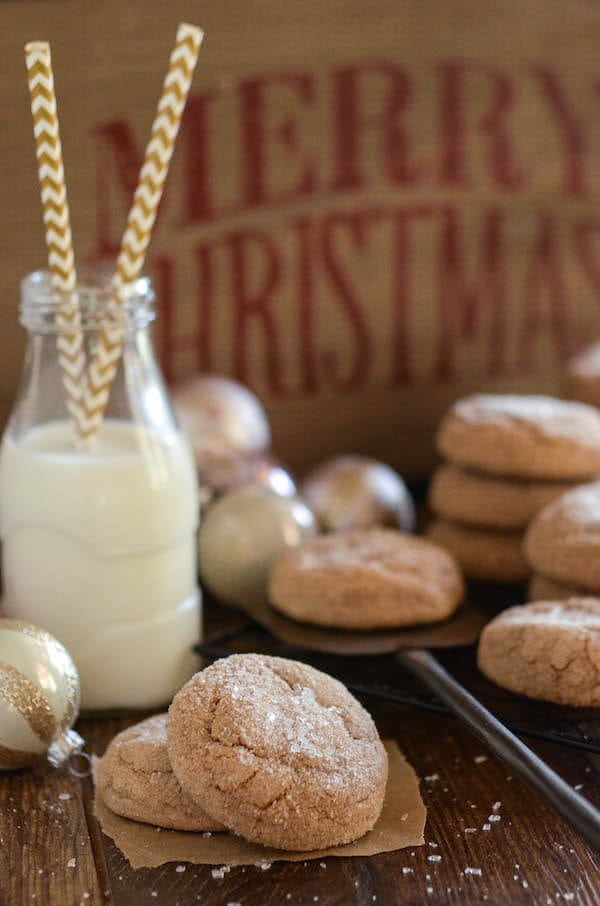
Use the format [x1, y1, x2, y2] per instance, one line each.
[198, 484, 317, 608]
[172, 375, 271, 497]
[301, 455, 416, 533]
[0, 619, 82, 770]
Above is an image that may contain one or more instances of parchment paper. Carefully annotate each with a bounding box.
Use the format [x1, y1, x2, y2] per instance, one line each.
[93, 741, 426, 869]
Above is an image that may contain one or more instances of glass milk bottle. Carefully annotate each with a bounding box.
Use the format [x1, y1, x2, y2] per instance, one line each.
[0, 269, 200, 710]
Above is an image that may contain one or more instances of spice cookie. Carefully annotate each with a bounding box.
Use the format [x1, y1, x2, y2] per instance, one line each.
[97, 715, 225, 831]
[426, 519, 529, 583]
[478, 599, 600, 706]
[428, 464, 575, 530]
[524, 482, 600, 589]
[436, 394, 600, 480]
[528, 573, 590, 603]
[268, 529, 464, 630]
[167, 654, 388, 851]
[565, 341, 600, 409]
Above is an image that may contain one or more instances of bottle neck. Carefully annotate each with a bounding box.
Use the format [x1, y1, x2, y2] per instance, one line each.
[20, 269, 155, 335]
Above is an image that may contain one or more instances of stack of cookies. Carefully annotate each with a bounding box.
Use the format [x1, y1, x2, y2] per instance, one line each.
[98, 653, 388, 852]
[525, 481, 600, 601]
[427, 394, 600, 583]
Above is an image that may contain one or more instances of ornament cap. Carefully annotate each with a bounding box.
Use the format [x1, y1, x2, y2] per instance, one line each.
[47, 728, 85, 768]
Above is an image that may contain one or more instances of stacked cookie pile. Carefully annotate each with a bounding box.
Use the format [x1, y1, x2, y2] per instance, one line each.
[525, 481, 600, 601]
[98, 653, 388, 852]
[427, 394, 600, 583]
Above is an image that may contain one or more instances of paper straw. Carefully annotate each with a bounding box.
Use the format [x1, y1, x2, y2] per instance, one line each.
[25, 42, 86, 443]
[80, 23, 203, 442]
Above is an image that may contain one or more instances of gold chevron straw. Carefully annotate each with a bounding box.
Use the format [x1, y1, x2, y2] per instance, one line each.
[25, 42, 86, 444]
[80, 23, 203, 443]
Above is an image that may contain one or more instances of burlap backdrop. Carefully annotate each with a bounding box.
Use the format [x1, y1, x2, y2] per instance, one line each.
[1, 0, 599, 476]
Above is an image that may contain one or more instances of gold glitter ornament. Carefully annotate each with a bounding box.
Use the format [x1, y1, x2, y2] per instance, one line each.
[0, 619, 82, 770]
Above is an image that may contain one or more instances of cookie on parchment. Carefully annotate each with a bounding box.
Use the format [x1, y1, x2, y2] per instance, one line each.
[524, 482, 600, 590]
[428, 464, 575, 530]
[426, 519, 529, 583]
[97, 714, 225, 831]
[477, 599, 600, 706]
[436, 394, 600, 480]
[167, 654, 388, 851]
[268, 529, 464, 630]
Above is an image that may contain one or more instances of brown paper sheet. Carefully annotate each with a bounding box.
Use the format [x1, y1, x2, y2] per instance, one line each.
[231, 597, 486, 656]
[93, 741, 426, 869]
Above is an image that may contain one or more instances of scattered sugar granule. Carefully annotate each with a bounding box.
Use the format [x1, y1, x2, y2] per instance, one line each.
[488, 814, 501, 823]
[313, 898, 319, 903]
[175, 865, 186, 873]
[226, 902, 241, 906]
[211, 868, 226, 880]
[574, 784, 583, 791]
[464, 867, 482, 877]
[58, 793, 71, 801]
[424, 773, 439, 782]
[320, 862, 327, 868]
[474, 755, 487, 764]
[202, 832, 212, 838]
[402, 867, 414, 875]
[428, 841, 438, 848]
[67, 858, 76, 868]
[522, 880, 529, 889]
[287, 895, 293, 900]
[482, 823, 491, 831]
[564, 894, 575, 901]
[428, 855, 442, 863]
[464, 828, 477, 834]
[492, 802, 501, 811]
[257, 862, 272, 871]
[427, 887, 433, 894]
[151, 894, 158, 899]
[400, 813, 408, 822]
[82, 895, 91, 901]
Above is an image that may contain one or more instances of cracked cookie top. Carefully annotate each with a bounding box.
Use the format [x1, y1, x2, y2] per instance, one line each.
[98, 714, 224, 831]
[478, 598, 600, 706]
[524, 481, 600, 589]
[167, 654, 388, 851]
[436, 394, 600, 480]
[269, 529, 464, 629]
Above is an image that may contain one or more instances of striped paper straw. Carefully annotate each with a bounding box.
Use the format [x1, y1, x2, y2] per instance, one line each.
[25, 42, 86, 443]
[80, 23, 203, 442]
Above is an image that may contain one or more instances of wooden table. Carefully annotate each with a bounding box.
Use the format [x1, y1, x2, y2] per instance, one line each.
[1, 596, 599, 906]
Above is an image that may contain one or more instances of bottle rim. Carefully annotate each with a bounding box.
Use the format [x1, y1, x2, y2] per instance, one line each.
[20, 266, 155, 332]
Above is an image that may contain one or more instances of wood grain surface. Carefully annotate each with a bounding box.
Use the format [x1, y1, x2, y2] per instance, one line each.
[1, 597, 599, 906]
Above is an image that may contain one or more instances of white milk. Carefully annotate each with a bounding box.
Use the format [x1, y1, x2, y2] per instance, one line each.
[0, 419, 200, 709]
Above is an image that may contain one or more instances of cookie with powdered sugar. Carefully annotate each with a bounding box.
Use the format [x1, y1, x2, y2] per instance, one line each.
[98, 714, 225, 831]
[478, 599, 600, 706]
[167, 654, 388, 851]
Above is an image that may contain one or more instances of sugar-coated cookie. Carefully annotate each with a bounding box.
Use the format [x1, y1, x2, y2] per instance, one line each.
[478, 599, 600, 706]
[524, 482, 600, 590]
[436, 394, 600, 480]
[565, 342, 600, 409]
[268, 529, 464, 630]
[528, 573, 590, 602]
[428, 464, 575, 530]
[97, 715, 225, 831]
[426, 518, 529, 583]
[167, 654, 388, 851]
